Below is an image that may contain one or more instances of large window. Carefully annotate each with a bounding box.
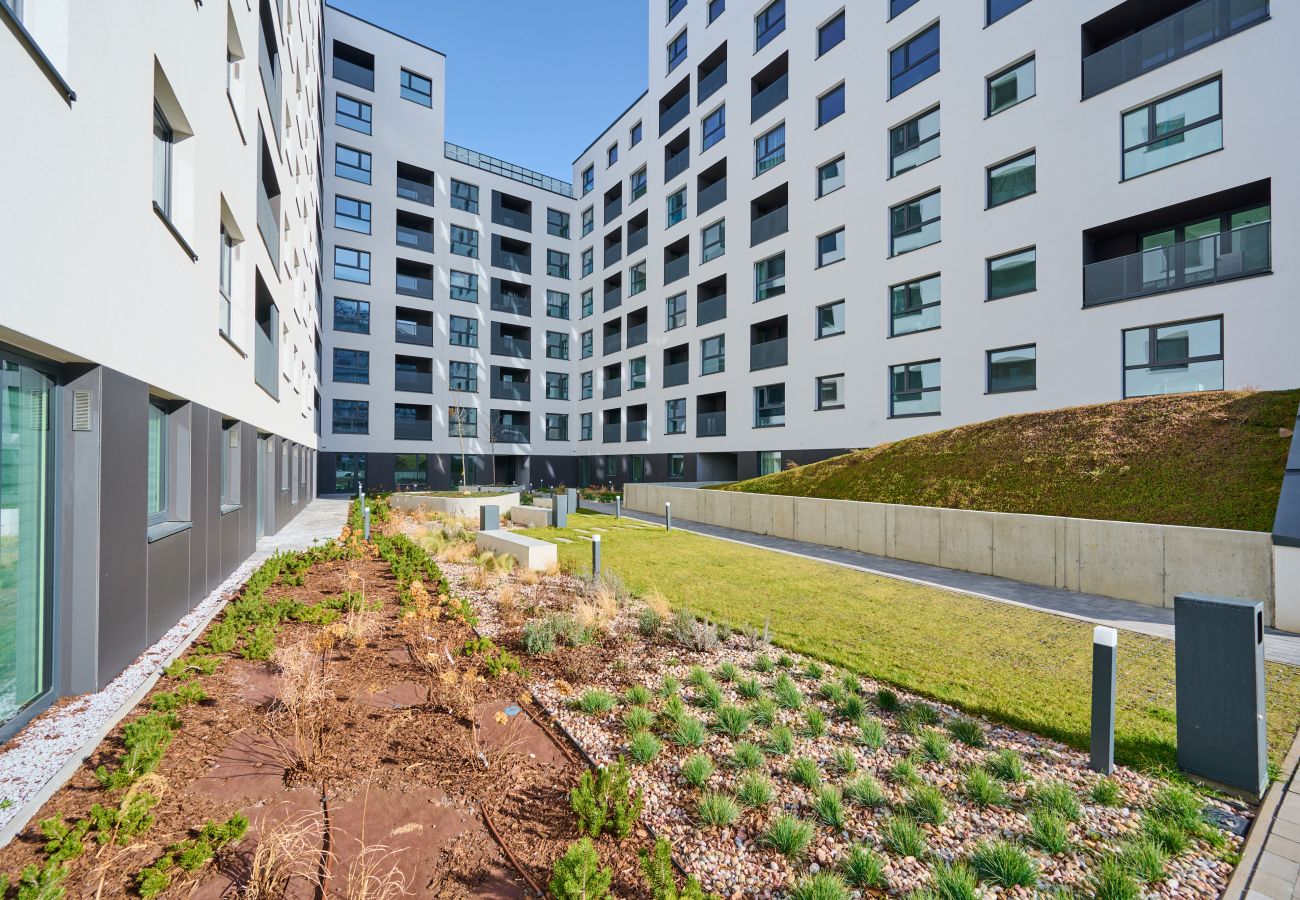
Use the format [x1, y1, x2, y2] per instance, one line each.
[400, 68, 432, 106]
[816, 227, 845, 267]
[335, 94, 372, 134]
[758, 451, 782, 476]
[630, 357, 647, 390]
[450, 225, 479, 258]
[546, 290, 570, 319]
[449, 361, 477, 392]
[333, 348, 369, 384]
[581, 330, 594, 358]
[450, 453, 476, 487]
[667, 188, 688, 226]
[450, 179, 479, 213]
[817, 83, 846, 127]
[547, 249, 570, 279]
[709, 0, 725, 23]
[702, 220, 726, 262]
[629, 261, 647, 295]
[755, 123, 786, 174]
[334, 195, 371, 234]
[988, 57, 1035, 116]
[449, 315, 478, 347]
[890, 23, 939, 98]
[581, 290, 594, 318]
[890, 274, 940, 336]
[754, 383, 785, 427]
[667, 399, 687, 434]
[546, 372, 569, 400]
[335, 144, 371, 184]
[987, 151, 1036, 208]
[580, 412, 593, 441]
[219, 420, 241, 510]
[333, 453, 366, 494]
[890, 360, 940, 417]
[702, 105, 726, 151]
[582, 166, 595, 196]
[890, 190, 941, 255]
[818, 10, 846, 56]
[334, 246, 371, 283]
[332, 399, 369, 434]
[755, 0, 785, 50]
[449, 406, 477, 438]
[546, 331, 569, 360]
[701, 335, 725, 375]
[987, 345, 1036, 393]
[755, 253, 785, 301]
[333, 297, 370, 333]
[582, 207, 594, 236]
[987, 248, 1036, 300]
[817, 300, 845, 338]
[546, 414, 569, 442]
[1123, 317, 1223, 399]
[581, 248, 594, 277]
[450, 270, 478, 303]
[630, 167, 648, 201]
[1123, 79, 1222, 180]
[395, 454, 428, 488]
[890, 107, 939, 177]
[666, 292, 688, 330]
[581, 371, 594, 400]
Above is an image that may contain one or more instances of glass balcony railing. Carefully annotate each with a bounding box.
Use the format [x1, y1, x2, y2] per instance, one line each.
[494, 424, 530, 443]
[665, 149, 690, 183]
[697, 410, 726, 437]
[395, 371, 432, 393]
[751, 73, 788, 123]
[604, 287, 622, 311]
[604, 332, 622, 355]
[257, 188, 279, 269]
[627, 323, 648, 347]
[254, 324, 278, 398]
[1083, 220, 1270, 308]
[660, 93, 690, 136]
[491, 290, 531, 317]
[665, 255, 690, 284]
[750, 206, 789, 246]
[396, 273, 433, 299]
[604, 243, 623, 268]
[444, 142, 573, 198]
[603, 422, 622, 443]
[396, 226, 434, 253]
[491, 380, 530, 401]
[698, 294, 726, 326]
[750, 337, 788, 371]
[604, 378, 622, 399]
[627, 420, 648, 442]
[627, 225, 648, 255]
[395, 323, 433, 346]
[698, 178, 727, 215]
[664, 361, 689, 387]
[491, 335, 532, 359]
[698, 61, 728, 104]
[396, 177, 434, 205]
[394, 418, 431, 441]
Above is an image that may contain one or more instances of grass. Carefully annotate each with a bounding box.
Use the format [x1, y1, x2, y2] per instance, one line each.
[882, 816, 927, 858]
[713, 390, 1300, 531]
[524, 512, 1300, 770]
[680, 753, 714, 788]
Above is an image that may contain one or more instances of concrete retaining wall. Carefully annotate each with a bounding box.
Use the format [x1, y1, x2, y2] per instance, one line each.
[625, 485, 1276, 623]
[389, 492, 520, 519]
[508, 506, 550, 528]
[476, 529, 557, 571]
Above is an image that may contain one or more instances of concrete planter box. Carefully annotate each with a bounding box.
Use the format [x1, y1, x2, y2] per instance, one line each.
[390, 492, 521, 519]
[508, 506, 549, 528]
[476, 529, 557, 571]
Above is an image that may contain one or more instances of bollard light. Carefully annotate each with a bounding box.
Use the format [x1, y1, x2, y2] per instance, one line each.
[1090, 626, 1117, 775]
[363, 505, 371, 542]
[615, 496, 621, 519]
[592, 533, 602, 576]
[665, 501, 672, 531]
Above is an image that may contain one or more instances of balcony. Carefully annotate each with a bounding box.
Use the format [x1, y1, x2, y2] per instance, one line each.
[665, 246, 690, 285]
[254, 326, 277, 399]
[604, 377, 623, 399]
[1084, 220, 1270, 308]
[751, 72, 788, 123]
[1083, 0, 1268, 99]
[697, 411, 726, 437]
[665, 147, 690, 183]
[604, 196, 623, 224]
[604, 333, 622, 355]
[491, 282, 532, 316]
[750, 205, 789, 247]
[491, 334, 531, 359]
[751, 337, 788, 371]
[492, 244, 531, 275]
[396, 164, 435, 205]
[395, 370, 433, 393]
[256, 187, 280, 270]
[396, 269, 433, 300]
[604, 286, 622, 311]
[627, 420, 648, 442]
[698, 293, 726, 326]
[495, 424, 530, 443]
[604, 242, 623, 268]
[396, 223, 434, 253]
[259, 33, 283, 137]
[491, 379, 531, 401]
[663, 362, 689, 388]
[627, 224, 648, 255]
[492, 192, 533, 232]
[627, 322, 648, 348]
[660, 91, 690, 136]
[395, 323, 433, 346]
[698, 176, 727, 215]
[603, 422, 622, 443]
[698, 59, 727, 104]
[395, 418, 431, 441]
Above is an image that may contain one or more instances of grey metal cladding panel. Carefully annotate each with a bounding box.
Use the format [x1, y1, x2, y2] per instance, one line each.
[531, 456, 579, 488]
[96, 369, 149, 688]
[145, 529, 191, 644]
[190, 404, 212, 602]
[1285, 409, 1300, 472]
[1272, 472, 1300, 547]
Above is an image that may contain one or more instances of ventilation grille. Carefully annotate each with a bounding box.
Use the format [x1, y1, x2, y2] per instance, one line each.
[71, 389, 92, 431]
[228, 427, 239, 449]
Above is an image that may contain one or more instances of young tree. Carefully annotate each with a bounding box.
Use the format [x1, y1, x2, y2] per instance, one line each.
[450, 405, 474, 493]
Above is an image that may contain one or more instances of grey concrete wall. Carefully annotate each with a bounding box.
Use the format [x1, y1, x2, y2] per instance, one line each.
[625, 485, 1277, 623]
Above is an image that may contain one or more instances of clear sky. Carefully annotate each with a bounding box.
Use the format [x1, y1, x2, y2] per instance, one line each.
[327, 1, 649, 184]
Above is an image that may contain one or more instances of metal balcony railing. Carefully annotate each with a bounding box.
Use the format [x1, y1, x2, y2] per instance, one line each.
[698, 177, 727, 215]
[396, 227, 434, 253]
[750, 337, 788, 371]
[750, 205, 789, 246]
[751, 72, 788, 123]
[665, 255, 689, 284]
[697, 294, 726, 326]
[395, 371, 432, 393]
[697, 411, 726, 437]
[663, 361, 689, 387]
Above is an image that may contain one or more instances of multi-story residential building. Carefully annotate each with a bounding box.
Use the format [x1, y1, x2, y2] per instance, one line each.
[2, 0, 1295, 736]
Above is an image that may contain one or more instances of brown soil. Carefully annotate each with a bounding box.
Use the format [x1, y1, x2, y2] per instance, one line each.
[0, 545, 647, 898]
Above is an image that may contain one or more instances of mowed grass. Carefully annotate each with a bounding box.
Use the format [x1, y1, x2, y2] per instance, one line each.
[527, 513, 1300, 772]
[714, 390, 1300, 532]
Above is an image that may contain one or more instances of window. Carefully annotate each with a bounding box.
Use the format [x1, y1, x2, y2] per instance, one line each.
[987, 248, 1036, 300]
[630, 167, 648, 201]
[1123, 79, 1222, 180]
[581, 289, 595, 318]
[153, 104, 175, 218]
[450, 225, 479, 258]
[988, 0, 1032, 25]
[890, 23, 939, 98]
[890, 106, 940, 176]
[335, 144, 372, 183]
[631, 120, 643, 147]
[400, 68, 432, 106]
[817, 83, 846, 127]
[817, 156, 845, 197]
[333, 454, 366, 494]
[333, 40, 374, 90]
[450, 453, 476, 487]
[1123, 317, 1223, 399]
[666, 293, 688, 330]
[450, 270, 478, 303]
[669, 0, 687, 21]
[546, 372, 570, 400]
[709, 0, 725, 23]
[547, 208, 571, 238]
[667, 188, 687, 226]
[449, 406, 477, 438]
[546, 290, 570, 319]
[335, 94, 372, 134]
[450, 315, 478, 347]
[219, 421, 241, 509]
[817, 374, 845, 410]
[607, 143, 619, 167]
[333, 348, 369, 384]
[582, 166, 595, 196]
[890, 274, 940, 336]
[581, 330, 594, 358]
[668, 30, 688, 73]
[755, 253, 786, 301]
[333, 399, 369, 434]
[546, 331, 570, 360]
[547, 249, 570, 279]
[758, 451, 782, 476]
[987, 345, 1036, 393]
[334, 297, 370, 333]
[545, 414, 569, 442]
[891, 0, 920, 16]
[755, 123, 785, 174]
[988, 57, 1035, 116]
[668, 454, 686, 478]
[816, 227, 845, 267]
[581, 207, 594, 236]
[701, 105, 726, 151]
[987, 151, 1036, 207]
[395, 454, 428, 488]
[755, 0, 785, 51]
[629, 357, 647, 390]
[450, 179, 479, 213]
[580, 412, 594, 441]
[218, 226, 235, 334]
[334, 195, 371, 233]
[449, 361, 477, 392]
[890, 189, 940, 255]
[818, 10, 846, 56]
[581, 370, 594, 399]
[817, 300, 845, 338]
[581, 247, 594, 277]
[629, 261, 647, 295]
[702, 220, 726, 262]
[701, 335, 725, 374]
[146, 400, 169, 525]
[754, 384, 785, 427]
[890, 360, 940, 417]
[334, 246, 371, 283]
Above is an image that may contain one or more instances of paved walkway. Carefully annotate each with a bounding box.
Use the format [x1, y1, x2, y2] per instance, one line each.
[1238, 733, 1300, 900]
[248, 497, 351, 564]
[585, 502, 1300, 665]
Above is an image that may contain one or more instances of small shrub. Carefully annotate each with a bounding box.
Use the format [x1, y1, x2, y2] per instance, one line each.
[754, 653, 775, 673]
[680, 753, 715, 788]
[882, 816, 926, 858]
[522, 618, 558, 655]
[831, 747, 858, 775]
[836, 693, 865, 721]
[712, 705, 751, 740]
[841, 844, 888, 891]
[963, 768, 1006, 807]
[694, 680, 724, 711]
[763, 725, 795, 756]
[855, 716, 886, 749]
[737, 677, 763, 700]
[95, 711, 180, 789]
[686, 665, 711, 688]
[149, 681, 208, 713]
[576, 690, 617, 716]
[802, 660, 826, 681]
[1119, 838, 1168, 884]
[1090, 778, 1123, 807]
[789, 756, 822, 789]
[762, 815, 815, 859]
[570, 758, 644, 840]
[670, 716, 708, 748]
[624, 684, 652, 706]
[903, 784, 947, 825]
[919, 728, 951, 763]
[89, 793, 159, 845]
[946, 717, 986, 748]
[1091, 857, 1140, 900]
[876, 688, 900, 712]
[629, 731, 662, 765]
[888, 757, 921, 787]
[731, 742, 764, 770]
[639, 837, 712, 900]
[241, 624, 277, 660]
[550, 839, 612, 900]
[716, 662, 740, 682]
[970, 839, 1038, 888]
[1031, 781, 1082, 823]
[624, 706, 656, 733]
[777, 653, 795, 669]
[789, 873, 849, 900]
[986, 749, 1027, 783]
[696, 791, 740, 828]
[843, 773, 887, 807]
[749, 697, 777, 727]
[813, 786, 846, 830]
[898, 702, 940, 735]
[1027, 809, 1071, 854]
[773, 674, 804, 710]
[801, 708, 827, 738]
[736, 773, 774, 808]
[930, 861, 979, 900]
[638, 607, 663, 637]
[659, 674, 681, 697]
[669, 609, 719, 652]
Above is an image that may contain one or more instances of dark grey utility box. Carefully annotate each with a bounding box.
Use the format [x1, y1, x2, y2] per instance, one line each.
[551, 492, 569, 529]
[1174, 593, 1268, 800]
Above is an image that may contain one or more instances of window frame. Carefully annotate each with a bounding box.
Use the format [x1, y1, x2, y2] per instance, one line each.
[817, 155, 846, 198]
[450, 269, 479, 303]
[1122, 315, 1224, 399]
[754, 252, 786, 301]
[668, 28, 688, 73]
[889, 273, 941, 337]
[449, 178, 479, 213]
[701, 103, 726, 151]
[449, 225, 480, 258]
[1121, 77, 1223, 181]
[816, 299, 845, 339]
[333, 245, 371, 283]
[335, 93, 372, 134]
[817, 9, 846, 58]
[449, 315, 478, 348]
[449, 360, 478, 393]
[546, 371, 570, 401]
[399, 68, 433, 107]
[816, 226, 845, 268]
[753, 383, 786, 428]
[755, 0, 785, 52]
[889, 105, 940, 178]
[986, 247, 1037, 301]
[986, 150, 1037, 209]
[333, 194, 372, 234]
[546, 290, 570, 319]
[889, 189, 941, 256]
[987, 0, 1033, 26]
[332, 398, 370, 435]
[547, 207, 571, 238]
[755, 122, 786, 175]
[333, 297, 370, 334]
[816, 82, 846, 128]
[666, 398, 687, 434]
[987, 55, 1035, 117]
[889, 22, 940, 99]
[986, 344, 1038, 394]
[334, 143, 372, 184]
[816, 373, 846, 410]
[701, 219, 726, 262]
[889, 359, 941, 418]
[146, 399, 170, 527]
[666, 292, 688, 330]
[700, 334, 726, 375]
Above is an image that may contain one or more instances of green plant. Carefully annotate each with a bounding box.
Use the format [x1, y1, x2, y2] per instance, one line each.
[754, 653, 775, 673]
[638, 607, 664, 637]
[716, 662, 740, 682]
[888, 757, 921, 787]
[831, 747, 858, 775]
[761, 815, 815, 859]
[240, 623, 277, 660]
[903, 784, 947, 825]
[763, 726, 794, 756]
[136, 813, 249, 897]
[1031, 781, 1082, 823]
[789, 873, 849, 900]
[39, 816, 90, 865]
[15, 858, 70, 900]
[962, 768, 1006, 807]
[624, 706, 656, 733]
[802, 708, 827, 738]
[813, 786, 846, 830]
[163, 653, 221, 679]
[550, 839, 612, 900]
[695, 680, 724, 711]
[876, 688, 900, 712]
[696, 791, 740, 828]
[205, 620, 239, 654]
[640, 837, 715, 900]
[929, 861, 979, 900]
[777, 653, 794, 669]
[1090, 777, 1123, 807]
[629, 731, 662, 765]
[835, 693, 866, 721]
[970, 839, 1038, 888]
[686, 665, 711, 687]
[576, 689, 618, 715]
[898, 702, 940, 735]
[731, 742, 764, 770]
[659, 674, 681, 697]
[1027, 809, 1071, 854]
[89, 792, 159, 845]
[737, 677, 763, 700]
[882, 816, 927, 858]
[680, 753, 715, 788]
[1090, 857, 1140, 900]
[149, 681, 208, 713]
[986, 749, 1027, 783]
[802, 660, 826, 681]
[522, 618, 558, 655]
[946, 717, 986, 747]
[712, 704, 751, 739]
[789, 756, 822, 789]
[660, 694, 689, 730]
[1141, 816, 1189, 855]
[819, 681, 846, 705]
[1147, 784, 1205, 835]
[1119, 838, 1168, 884]
[669, 609, 719, 652]
[843, 773, 887, 807]
[773, 674, 804, 710]
[855, 716, 886, 749]
[841, 844, 888, 890]
[625, 684, 652, 706]
[670, 715, 708, 748]
[919, 728, 951, 763]
[570, 758, 644, 840]
[95, 711, 180, 789]
[749, 697, 777, 727]
[736, 772, 775, 808]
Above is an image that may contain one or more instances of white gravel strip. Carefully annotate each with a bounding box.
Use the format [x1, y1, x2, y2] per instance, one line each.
[0, 560, 258, 843]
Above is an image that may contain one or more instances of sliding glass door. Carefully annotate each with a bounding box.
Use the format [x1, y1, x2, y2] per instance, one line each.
[0, 355, 54, 727]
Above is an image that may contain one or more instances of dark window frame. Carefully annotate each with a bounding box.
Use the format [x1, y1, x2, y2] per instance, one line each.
[889, 273, 941, 337]
[889, 359, 941, 419]
[986, 246, 1037, 301]
[986, 343, 1037, 394]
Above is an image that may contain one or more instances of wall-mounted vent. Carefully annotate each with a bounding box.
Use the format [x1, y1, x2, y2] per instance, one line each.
[72, 390, 92, 431]
[228, 427, 240, 449]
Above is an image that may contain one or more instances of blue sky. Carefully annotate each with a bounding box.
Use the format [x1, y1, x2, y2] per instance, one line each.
[328, 1, 649, 183]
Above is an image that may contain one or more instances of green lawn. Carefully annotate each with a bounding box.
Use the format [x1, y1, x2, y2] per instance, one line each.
[525, 513, 1300, 773]
[715, 390, 1300, 532]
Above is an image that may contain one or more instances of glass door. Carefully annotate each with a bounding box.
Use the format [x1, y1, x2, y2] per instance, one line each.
[1, 356, 54, 727]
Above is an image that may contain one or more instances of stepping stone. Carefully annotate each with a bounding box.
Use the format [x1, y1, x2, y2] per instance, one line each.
[552, 537, 574, 544]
